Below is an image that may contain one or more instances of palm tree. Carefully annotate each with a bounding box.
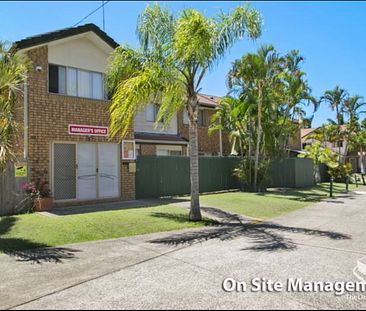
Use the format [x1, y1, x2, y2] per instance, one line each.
[0, 42, 28, 169]
[343, 95, 366, 128]
[321, 86, 348, 160]
[321, 86, 348, 126]
[227, 45, 280, 188]
[106, 4, 262, 221]
[342, 95, 366, 160]
[278, 51, 318, 155]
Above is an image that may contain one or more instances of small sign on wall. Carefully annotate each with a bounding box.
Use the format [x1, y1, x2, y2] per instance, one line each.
[68, 124, 108, 136]
[129, 162, 136, 173]
[122, 140, 136, 160]
[14, 163, 27, 178]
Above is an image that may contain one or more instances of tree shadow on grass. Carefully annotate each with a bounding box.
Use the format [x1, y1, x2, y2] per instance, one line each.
[151, 212, 219, 226]
[149, 208, 350, 252]
[255, 184, 358, 203]
[0, 217, 80, 264]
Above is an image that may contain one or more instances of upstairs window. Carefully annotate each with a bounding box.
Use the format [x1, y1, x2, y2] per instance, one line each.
[183, 109, 189, 124]
[146, 104, 163, 123]
[146, 104, 156, 122]
[198, 110, 205, 126]
[183, 109, 204, 126]
[49, 64, 106, 100]
[49, 64, 66, 94]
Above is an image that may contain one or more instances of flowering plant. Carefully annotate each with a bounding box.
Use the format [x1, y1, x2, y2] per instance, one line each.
[22, 179, 51, 199]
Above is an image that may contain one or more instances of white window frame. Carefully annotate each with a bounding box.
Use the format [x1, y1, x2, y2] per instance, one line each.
[156, 145, 183, 156]
[122, 140, 136, 160]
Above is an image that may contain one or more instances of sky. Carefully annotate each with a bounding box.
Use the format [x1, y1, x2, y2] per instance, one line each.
[1, 0, 366, 127]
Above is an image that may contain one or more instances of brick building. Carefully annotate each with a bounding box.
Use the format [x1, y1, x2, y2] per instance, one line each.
[135, 94, 231, 157]
[13, 24, 231, 205]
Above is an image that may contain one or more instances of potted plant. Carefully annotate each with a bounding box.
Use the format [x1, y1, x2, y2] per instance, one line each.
[22, 179, 53, 212]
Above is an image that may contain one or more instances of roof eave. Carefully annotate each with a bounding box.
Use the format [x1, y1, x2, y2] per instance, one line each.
[12, 23, 118, 53]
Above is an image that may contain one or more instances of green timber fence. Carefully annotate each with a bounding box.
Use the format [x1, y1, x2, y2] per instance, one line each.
[267, 158, 314, 188]
[135, 156, 240, 199]
[135, 156, 314, 199]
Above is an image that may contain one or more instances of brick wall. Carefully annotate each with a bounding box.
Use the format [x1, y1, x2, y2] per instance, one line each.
[177, 109, 231, 155]
[140, 144, 157, 155]
[19, 46, 135, 201]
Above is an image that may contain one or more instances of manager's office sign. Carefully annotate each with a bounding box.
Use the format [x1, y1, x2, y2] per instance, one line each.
[68, 124, 108, 136]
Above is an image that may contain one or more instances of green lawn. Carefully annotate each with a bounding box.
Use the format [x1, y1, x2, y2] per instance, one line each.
[196, 182, 359, 220]
[0, 182, 360, 253]
[0, 205, 215, 253]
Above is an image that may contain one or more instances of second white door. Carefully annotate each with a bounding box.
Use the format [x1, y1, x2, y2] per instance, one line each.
[77, 143, 119, 200]
[98, 143, 119, 198]
[77, 143, 97, 200]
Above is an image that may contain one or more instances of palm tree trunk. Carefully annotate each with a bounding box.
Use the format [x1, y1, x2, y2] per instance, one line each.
[188, 100, 202, 222]
[336, 105, 343, 164]
[314, 162, 321, 184]
[248, 128, 252, 185]
[360, 147, 365, 174]
[254, 87, 263, 189]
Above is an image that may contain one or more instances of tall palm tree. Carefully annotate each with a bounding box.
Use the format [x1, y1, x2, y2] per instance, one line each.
[227, 45, 280, 188]
[277, 51, 318, 155]
[106, 4, 262, 221]
[343, 95, 366, 129]
[321, 86, 348, 126]
[321, 86, 348, 160]
[342, 95, 366, 169]
[0, 42, 28, 169]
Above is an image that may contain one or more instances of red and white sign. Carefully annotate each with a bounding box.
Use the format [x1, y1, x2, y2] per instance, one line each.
[68, 124, 108, 136]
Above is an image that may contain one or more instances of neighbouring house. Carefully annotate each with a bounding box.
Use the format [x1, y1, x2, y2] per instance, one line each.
[301, 127, 365, 172]
[11, 23, 231, 205]
[286, 123, 303, 156]
[135, 93, 231, 156]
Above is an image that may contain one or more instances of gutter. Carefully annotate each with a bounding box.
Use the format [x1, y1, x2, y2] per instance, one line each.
[135, 139, 188, 146]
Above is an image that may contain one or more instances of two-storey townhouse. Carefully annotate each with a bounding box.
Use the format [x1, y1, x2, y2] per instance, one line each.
[13, 24, 136, 205]
[135, 94, 231, 156]
[12, 23, 233, 206]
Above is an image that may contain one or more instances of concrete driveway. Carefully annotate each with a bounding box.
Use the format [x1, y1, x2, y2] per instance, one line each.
[1, 190, 366, 310]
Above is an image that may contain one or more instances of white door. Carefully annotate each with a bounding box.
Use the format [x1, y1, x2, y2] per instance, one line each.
[98, 143, 119, 198]
[77, 143, 97, 200]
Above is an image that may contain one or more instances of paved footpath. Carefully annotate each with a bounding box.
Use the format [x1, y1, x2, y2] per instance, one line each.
[1, 190, 366, 309]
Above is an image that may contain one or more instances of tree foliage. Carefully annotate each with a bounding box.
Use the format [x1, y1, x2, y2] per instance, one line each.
[315, 87, 366, 164]
[211, 45, 316, 190]
[106, 3, 263, 219]
[107, 4, 262, 138]
[0, 42, 29, 169]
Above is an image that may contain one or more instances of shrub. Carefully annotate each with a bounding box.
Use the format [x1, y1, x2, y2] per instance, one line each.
[328, 163, 352, 182]
[233, 158, 270, 191]
[22, 180, 50, 198]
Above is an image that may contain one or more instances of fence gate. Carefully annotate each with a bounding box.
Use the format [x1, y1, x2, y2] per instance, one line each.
[0, 162, 27, 216]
